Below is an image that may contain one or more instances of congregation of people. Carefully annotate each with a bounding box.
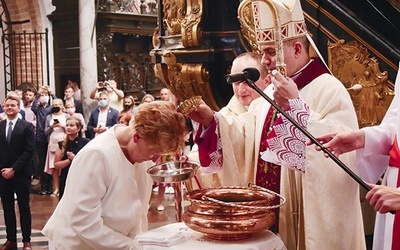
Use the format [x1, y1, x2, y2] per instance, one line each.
[4, 81, 160, 197]
[0, 80, 171, 250]
[2, 57, 400, 250]
[1, 0, 400, 249]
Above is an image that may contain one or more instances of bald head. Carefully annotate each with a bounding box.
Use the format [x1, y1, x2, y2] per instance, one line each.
[230, 52, 270, 107]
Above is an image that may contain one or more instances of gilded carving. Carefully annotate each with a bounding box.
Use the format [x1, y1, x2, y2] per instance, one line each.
[152, 1, 245, 110]
[180, 64, 214, 104]
[153, 50, 219, 109]
[152, 27, 160, 48]
[153, 63, 170, 90]
[181, 0, 203, 47]
[328, 40, 394, 128]
[162, 0, 186, 35]
[160, 57, 196, 99]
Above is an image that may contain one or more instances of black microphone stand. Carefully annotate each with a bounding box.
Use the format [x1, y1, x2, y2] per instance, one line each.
[244, 78, 371, 192]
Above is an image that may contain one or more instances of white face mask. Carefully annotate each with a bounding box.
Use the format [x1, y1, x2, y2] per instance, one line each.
[66, 107, 76, 115]
[40, 96, 49, 104]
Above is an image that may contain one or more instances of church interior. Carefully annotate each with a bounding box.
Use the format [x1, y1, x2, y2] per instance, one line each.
[0, 0, 399, 249]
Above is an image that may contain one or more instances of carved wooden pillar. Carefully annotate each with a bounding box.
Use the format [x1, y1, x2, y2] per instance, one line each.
[151, 0, 249, 110]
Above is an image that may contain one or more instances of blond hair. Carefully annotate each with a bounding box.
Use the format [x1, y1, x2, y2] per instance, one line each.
[140, 94, 155, 104]
[60, 117, 83, 156]
[5, 94, 20, 107]
[132, 101, 187, 154]
[52, 98, 66, 112]
[6, 92, 21, 106]
[65, 102, 76, 108]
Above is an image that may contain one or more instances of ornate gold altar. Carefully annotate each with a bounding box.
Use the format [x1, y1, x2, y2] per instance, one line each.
[327, 39, 395, 128]
[150, 0, 397, 115]
[150, 0, 252, 110]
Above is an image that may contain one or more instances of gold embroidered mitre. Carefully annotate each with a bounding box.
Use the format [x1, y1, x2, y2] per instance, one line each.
[251, 0, 308, 45]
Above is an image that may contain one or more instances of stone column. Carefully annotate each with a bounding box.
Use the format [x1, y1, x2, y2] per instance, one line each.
[79, 0, 97, 120]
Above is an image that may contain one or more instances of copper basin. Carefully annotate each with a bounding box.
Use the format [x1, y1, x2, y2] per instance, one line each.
[183, 186, 279, 240]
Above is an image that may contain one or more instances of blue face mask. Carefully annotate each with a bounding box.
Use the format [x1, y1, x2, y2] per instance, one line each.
[98, 100, 108, 108]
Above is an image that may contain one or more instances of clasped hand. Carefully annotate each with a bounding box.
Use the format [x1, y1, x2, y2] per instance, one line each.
[1, 168, 15, 179]
[270, 70, 299, 109]
[66, 151, 75, 161]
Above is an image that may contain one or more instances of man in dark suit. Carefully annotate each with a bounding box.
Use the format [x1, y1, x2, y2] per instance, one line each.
[63, 84, 83, 115]
[0, 95, 35, 250]
[87, 91, 119, 139]
[0, 92, 26, 121]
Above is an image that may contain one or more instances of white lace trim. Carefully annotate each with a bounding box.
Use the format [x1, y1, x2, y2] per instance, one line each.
[260, 99, 310, 172]
[202, 114, 223, 174]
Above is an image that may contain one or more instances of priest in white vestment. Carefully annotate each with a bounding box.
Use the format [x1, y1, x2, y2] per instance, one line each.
[188, 0, 366, 249]
[317, 62, 400, 250]
[188, 52, 269, 188]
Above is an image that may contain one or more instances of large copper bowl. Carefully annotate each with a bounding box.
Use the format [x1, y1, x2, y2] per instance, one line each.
[183, 185, 285, 240]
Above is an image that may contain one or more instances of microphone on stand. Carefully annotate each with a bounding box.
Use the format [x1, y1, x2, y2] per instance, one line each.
[225, 67, 260, 84]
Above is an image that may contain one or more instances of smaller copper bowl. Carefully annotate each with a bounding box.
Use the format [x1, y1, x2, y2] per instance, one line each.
[183, 185, 285, 240]
[147, 160, 200, 183]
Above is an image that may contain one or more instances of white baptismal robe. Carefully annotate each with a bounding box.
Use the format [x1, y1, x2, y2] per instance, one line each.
[357, 62, 400, 250]
[42, 127, 153, 250]
[213, 73, 365, 249]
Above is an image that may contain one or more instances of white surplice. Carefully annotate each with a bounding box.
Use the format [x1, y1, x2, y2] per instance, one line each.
[357, 62, 400, 250]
